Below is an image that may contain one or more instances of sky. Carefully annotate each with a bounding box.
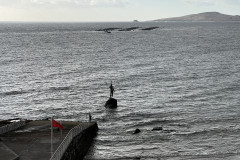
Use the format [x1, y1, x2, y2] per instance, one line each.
[0, 0, 240, 22]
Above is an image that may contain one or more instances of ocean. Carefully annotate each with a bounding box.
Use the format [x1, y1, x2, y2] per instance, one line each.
[0, 21, 240, 160]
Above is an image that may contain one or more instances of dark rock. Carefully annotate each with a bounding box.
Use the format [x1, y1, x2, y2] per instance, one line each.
[133, 128, 141, 134]
[152, 127, 163, 131]
[163, 129, 176, 133]
[104, 30, 111, 33]
[105, 98, 117, 109]
[96, 28, 120, 31]
[119, 27, 140, 31]
[141, 27, 159, 31]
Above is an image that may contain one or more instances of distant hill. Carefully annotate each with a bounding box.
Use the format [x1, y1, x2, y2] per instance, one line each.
[154, 12, 240, 22]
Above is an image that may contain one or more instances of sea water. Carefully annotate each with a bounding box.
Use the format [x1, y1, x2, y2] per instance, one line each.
[0, 22, 240, 159]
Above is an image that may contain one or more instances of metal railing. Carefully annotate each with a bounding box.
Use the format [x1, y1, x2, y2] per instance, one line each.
[0, 120, 26, 135]
[50, 124, 89, 160]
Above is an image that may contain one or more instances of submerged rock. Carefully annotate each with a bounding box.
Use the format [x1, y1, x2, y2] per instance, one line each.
[163, 129, 176, 133]
[152, 127, 163, 131]
[133, 128, 141, 134]
[96, 28, 120, 31]
[119, 27, 140, 31]
[141, 27, 159, 31]
[105, 98, 117, 109]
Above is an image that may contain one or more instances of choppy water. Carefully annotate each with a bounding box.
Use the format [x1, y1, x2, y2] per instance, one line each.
[0, 22, 240, 159]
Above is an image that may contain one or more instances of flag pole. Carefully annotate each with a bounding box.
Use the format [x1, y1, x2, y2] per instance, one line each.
[51, 117, 53, 157]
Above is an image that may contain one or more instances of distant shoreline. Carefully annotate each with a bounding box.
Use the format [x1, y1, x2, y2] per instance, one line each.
[1, 21, 240, 24]
[154, 12, 240, 22]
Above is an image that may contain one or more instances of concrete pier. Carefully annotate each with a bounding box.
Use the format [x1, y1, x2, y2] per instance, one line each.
[0, 120, 98, 160]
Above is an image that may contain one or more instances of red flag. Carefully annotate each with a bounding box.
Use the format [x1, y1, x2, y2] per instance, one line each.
[52, 118, 63, 129]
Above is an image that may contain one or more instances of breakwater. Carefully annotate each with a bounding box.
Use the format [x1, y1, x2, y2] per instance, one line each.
[0, 120, 98, 160]
[60, 122, 98, 160]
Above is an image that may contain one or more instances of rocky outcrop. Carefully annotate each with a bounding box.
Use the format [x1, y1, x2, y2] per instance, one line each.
[96, 28, 120, 31]
[141, 27, 159, 31]
[133, 128, 141, 134]
[97, 27, 158, 32]
[119, 27, 140, 31]
[105, 98, 117, 109]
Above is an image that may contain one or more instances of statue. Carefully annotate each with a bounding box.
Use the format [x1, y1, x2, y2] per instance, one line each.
[105, 81, 117, 108]
[109, 81, 114, 98]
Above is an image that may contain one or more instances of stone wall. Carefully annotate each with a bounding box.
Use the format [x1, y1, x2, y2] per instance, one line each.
[61, 122, 98, 160]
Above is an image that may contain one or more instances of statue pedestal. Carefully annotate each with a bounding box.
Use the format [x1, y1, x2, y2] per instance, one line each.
[105, 98, 117, 109]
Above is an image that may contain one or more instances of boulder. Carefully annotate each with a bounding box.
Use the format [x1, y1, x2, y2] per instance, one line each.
[133, 128, 141, 134]
[105, 98, 117, 109]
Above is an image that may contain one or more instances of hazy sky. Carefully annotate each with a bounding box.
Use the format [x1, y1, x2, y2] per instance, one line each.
[0, 0, 240, 22]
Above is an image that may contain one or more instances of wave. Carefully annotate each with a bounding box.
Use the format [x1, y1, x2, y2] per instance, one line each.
[0, 90, 27, 96]
[176, 127, 240, 137]
[172, 151, 240, 160]
[49, 86, 71, 91]
[91, 152, 240, 160]
[189, 116, 240, 126]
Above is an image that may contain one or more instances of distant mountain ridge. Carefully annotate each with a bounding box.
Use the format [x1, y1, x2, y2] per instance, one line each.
[154, 12, 240, 22]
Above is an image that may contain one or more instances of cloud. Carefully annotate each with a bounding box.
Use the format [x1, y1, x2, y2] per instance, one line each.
[89, 0, 129, 7]
[180, 0, 218, 5]
[0, 0, 130, 8]
[225, 0, 240, 5]
[180, 0, 240, 6]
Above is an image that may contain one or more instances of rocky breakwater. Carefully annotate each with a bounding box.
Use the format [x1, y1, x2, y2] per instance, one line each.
[105, 98, 117, 109]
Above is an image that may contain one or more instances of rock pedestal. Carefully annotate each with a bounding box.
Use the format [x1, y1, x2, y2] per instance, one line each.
[105, 98, 117, 109]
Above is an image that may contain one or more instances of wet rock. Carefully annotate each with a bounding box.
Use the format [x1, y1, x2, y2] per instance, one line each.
[133, 128, 141, 134]
[163, 129, 176, 133]
[119, 27, 140, 31]
[105, 98, 117, 109]
[97, 28, 120, 31]
[141, 27, 159, 31]
[152, 127, 163, 131]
